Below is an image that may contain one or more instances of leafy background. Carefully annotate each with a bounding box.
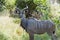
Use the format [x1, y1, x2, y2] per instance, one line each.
[0, 0, 60, 40]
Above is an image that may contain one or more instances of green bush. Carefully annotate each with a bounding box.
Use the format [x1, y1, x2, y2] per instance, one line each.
[35, 33, 51, 40]
[0, 32, 8, 40]
[13, 18, 20, 24]
[9, 14, 20, 18]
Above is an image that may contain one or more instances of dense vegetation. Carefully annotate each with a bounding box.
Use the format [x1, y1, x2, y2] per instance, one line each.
[0, 0, 60, 40]
[0, 0, 5, 11]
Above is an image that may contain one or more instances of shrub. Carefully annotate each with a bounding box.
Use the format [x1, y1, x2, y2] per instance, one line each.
[13, 18, 20, 24]
[0, 32, 8, 40]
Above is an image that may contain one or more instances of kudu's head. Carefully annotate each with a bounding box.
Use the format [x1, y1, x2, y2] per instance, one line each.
[14, 5, 28, 18]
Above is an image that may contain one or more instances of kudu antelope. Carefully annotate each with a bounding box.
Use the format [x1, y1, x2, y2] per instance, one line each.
[15, 6, 57, 40]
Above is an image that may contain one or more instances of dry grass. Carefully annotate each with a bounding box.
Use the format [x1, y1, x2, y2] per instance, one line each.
[0, 16, 24, 40]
